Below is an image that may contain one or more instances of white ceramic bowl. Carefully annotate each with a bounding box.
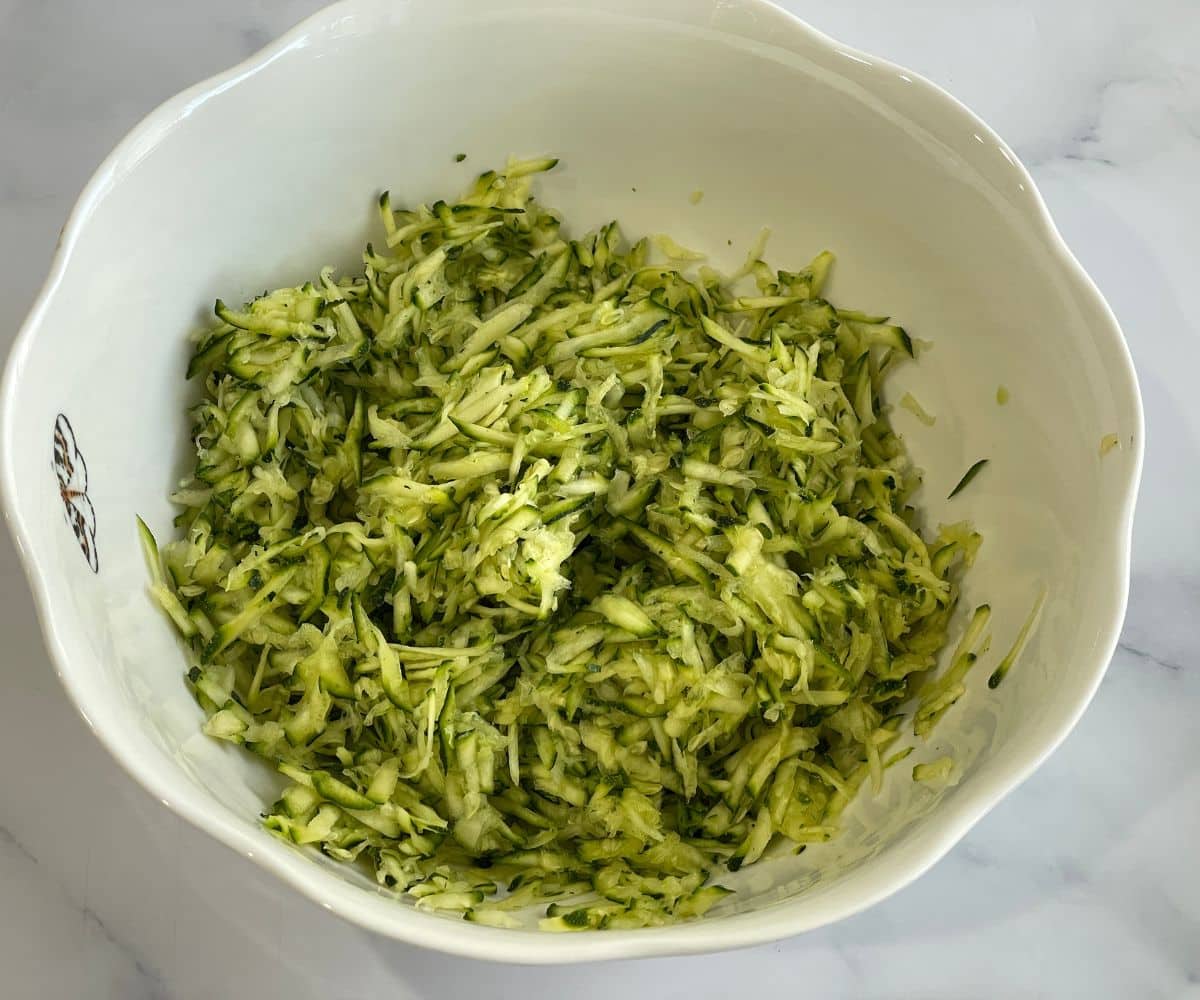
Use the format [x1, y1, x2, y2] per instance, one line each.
[0, 0, 1142, 962]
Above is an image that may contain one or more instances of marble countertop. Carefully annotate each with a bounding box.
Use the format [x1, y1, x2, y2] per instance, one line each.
[1, 1, 1197, 997]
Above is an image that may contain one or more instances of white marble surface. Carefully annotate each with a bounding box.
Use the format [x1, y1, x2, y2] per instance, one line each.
[1, 1, 1197, 996]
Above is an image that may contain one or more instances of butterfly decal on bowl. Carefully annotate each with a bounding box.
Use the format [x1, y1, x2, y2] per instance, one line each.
[52, 413, 99, 573]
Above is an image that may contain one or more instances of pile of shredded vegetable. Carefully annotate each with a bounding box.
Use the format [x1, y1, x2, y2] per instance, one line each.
[140, 157, 984, 929]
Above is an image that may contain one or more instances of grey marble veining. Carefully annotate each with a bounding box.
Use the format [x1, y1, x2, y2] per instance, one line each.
[1, 1, 1198, 997]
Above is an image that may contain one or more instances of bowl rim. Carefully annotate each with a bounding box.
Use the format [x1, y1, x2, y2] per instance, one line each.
[0, 0, 1144, 963]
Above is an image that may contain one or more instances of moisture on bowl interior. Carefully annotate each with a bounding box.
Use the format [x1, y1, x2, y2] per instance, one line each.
[138, 156, 992, 930]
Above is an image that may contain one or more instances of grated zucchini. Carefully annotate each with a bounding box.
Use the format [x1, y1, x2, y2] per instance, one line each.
[142, 156, 982, 929]
[988, 588, 1046, 689]
[947, 458, 989, 499]
[912, 756, 955, 782]
[899, 392, 936, 427]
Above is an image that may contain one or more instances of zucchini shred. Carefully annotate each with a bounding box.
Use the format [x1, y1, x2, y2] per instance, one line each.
[140, 156, 985, 930]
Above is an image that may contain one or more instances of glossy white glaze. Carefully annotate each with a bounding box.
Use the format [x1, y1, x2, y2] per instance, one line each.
[0, 0, 1192, 995]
